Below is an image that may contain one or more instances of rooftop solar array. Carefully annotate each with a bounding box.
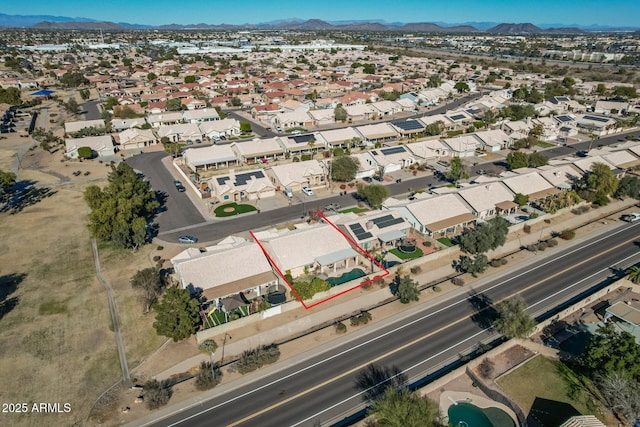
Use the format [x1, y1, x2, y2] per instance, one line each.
[583, 115, 610, 123]
[556, 96, 570, 102]
[392, 120, 425, 131]
[372, 214, 405, 229]
[234, 170, 265, 186]
[556, 115, 574, 122]
[216, 176, 230, 185]
[380, 146, 407, 156]
[466, 108, 481, 115]
[349, 223, 373, 241]
[449, 114, 467, 121]
[291, 134, 314, 144]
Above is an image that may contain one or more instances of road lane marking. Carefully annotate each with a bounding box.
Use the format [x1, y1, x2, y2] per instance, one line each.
[227, 235, 640, 427]
[162, 225, 639, 427]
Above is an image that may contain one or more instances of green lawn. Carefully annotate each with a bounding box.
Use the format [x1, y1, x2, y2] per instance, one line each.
[214, 202, 257, 217]
[437, 237, 454, 247]
[536, 141, 555, 148]
[389, 247, 424, 260]
[338, 207, 369, 214]
[497, 355, 604, 427]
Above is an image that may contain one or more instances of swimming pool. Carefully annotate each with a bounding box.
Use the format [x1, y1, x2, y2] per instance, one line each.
[327, 268, 366, 286]
[448, 402, 515, 427]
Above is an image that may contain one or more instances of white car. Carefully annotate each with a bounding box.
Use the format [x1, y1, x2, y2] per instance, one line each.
[302, 187, 314, 196]
[621, 212, 640, 223]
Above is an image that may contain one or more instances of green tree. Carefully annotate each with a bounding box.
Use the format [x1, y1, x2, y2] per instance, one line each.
[369, 387, 445, 427]
[84, 162, 159, 249]
[292, 277, 330, 300]
[231, 96, 242, 107]
[0, 87, 21, 105]
[184, 75, 196, 84]
[396, 276, 419, 304]
[147, 72, 157, 81]
[355, 364, 408, 403]
[459, 217, 509, 255]
[514, 193, 529, 206]
[626, 266, 640, 284]
[454, 254, 489, 277]
[331, 156, 359, 182]
[424, 121, 443, 136]
[581, 323, 640, 379]
[493, 297, 536, 339]
[448, 157, 464, 183]
[103, 96, 120, 110]
[613, 86, 637, 99]
[454, 82, 470, 93]
[357, 184, 390, 208]
[581, 162, 618, 202]
[152, 287, 200, 342]
[239, 121, 252, 134]
[79, 89, 90, 101]
[596, 83, 607, 96]
[506, 151, 529, 170]
[615, 175, 640, 199]
[528, 152, 549, 167]
[195, 361, 222, 391]
[598, 371, 640, 422]
[165, 98, 183, 111]
[60, 71, 89, 88]
[0, 169, 16, 203]
[77, 146, 93, 159]
[427, 74, 442, 88]
[130, 267, 164, 313]
[198, 339, 218, 354]
[64, 99, 80, 115]
[334, 104, 347, 122]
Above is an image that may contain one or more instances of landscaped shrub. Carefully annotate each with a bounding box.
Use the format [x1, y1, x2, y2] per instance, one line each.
[433, 285, 441, 292]
[144, 379, 172, 410]
[410, 266, 422, 274]
[300, 154, 312, 161]
[451, 277, 464, 286]
[335, 322, 347, 334]
[195, 361, 222, 390]
[559, 229, 576, 240]
[478, 357, 495, 379]
[490, 259, 502, 268]
[527, 244, 537, 252]
[523, 224, 531, 234]
[77, 146, 94, 159]
[547, 238, 558, 247]
[423, 241, 432, 247]
[350, 311, 372, 326]
[350, 316, 360, 327]
[537, 241, 548, 251]
[236, 344, 281, 375]
[500, 258, 508, 266]
[529, 212, 539, 219]
[153, 255, 161, 262]
[156, 245, 164, 251]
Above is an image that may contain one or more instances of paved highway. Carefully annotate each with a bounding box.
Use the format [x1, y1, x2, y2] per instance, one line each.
[144, 222, 640, 427]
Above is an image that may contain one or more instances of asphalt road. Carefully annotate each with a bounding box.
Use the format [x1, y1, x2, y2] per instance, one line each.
[147, 222, 640, 427]
[83, 99, 102, 120]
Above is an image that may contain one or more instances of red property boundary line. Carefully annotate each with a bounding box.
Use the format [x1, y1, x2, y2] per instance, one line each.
[250, 211, 390, 309]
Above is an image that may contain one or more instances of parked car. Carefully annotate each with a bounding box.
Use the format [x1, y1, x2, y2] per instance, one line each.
[621, 213, 640, 223]
[178, 235, 198, 244]
[363, 176, 373, 183]
[373, 175, 384, 182]
[302, 187, 314, 196]
[275, 125, 283, 132]
[174, 180, 186, 192]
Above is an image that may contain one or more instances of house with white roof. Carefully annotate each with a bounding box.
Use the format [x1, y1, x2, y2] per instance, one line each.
[441, 135, 480, 157]
[147, 112, 184, 128]
[502, 171, 560, 202]
[571, 156, 617, 174]
[111, 118, 147, 132]
[266, 159, 327, 192]
[199, 118, 241, 140]
[183, 145, 239, 171]
[172, 239, 278, 306]
[277, 134, 323, 156]
[386, 193, 476, 237]
[210, 168, 275, 202]
[457, 182, 517, 219]
[158, 123, 203, 143]
[575, 114, 617, 135]
[232, 138, 285, 164]
[537, 164, 584, 189]
[255, 223, 361, 278]
[307, 109, 335, 126]
[371, 100, 401, 117]
[273, 110, 317, 129]
[332, 210, 410, 251]
[65, 135, 115, 159]
[405, 139, 448, 162]
[316, 127, 362, 149]
[356, 123, 399, 145]
[64, 119, 106, 135]
[364, 145, 416, 174]
[350, 153, 377, 179]
[473, 129, 511, 152]
[117, 128, 157, 150]
[182, 108, 220, 123]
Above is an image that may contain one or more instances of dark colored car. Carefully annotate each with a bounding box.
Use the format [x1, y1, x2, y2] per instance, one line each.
[174, 180, 186, 192]
[363, 176, 373, 183]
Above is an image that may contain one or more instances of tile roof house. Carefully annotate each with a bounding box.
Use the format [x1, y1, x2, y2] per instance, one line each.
[182, 108, 220, 123]
[183, 145, 239, 171]
[316, 127, 362, 149]
[147, 112, 184, 128]
[441, 135, 481, 157]
[473, 129, 512, 152]
[266, 159, 328, 192]
[64, 119, 106, 135]
[232, 138, 285, 164]
[172, 239, 278, 304]
[356, 123, 399, 145]
[457, 182, 517, 218]
[199, 118, 241, 140]
[364, 145, 417, 174]
[65, 135, 115, 159]
[254, 223, 361, 278]
[502, 171, 560, 201]
[158, 123, 203, 143]
[117, 128, 157, 150]
[209, 168, 275, 202]
[332, 210, 410, 251]
[405, 140, 448, 162]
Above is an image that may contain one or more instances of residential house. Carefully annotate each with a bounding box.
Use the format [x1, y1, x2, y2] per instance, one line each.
[183, 145, 239, 171]
[65, 135, 115, 159]
[365, 145, 416, 175]
[210, 168, 275, 202]
[405, 140, 448, 162]
[199, 118, 241, 141]
[64, 119, 106, 135]
[254, 223, 361, 278]
[278, 134, 323, 156]
[351, 153, 378, 180]
[117, 128, 157, 150]
[147, 112, 184, 128]
[391, 119, 426, 138]
[457, 182, 517, 219]
[232, 138, 285, 164]
[474, 129, 511, 152]
[111, 118, 147, 132]
[501, 171, 560, 202]
[385, 193, 476, 237]
[575, 114, 617, 135]
[172, 239, 278, 306]
[441, 134, 480, 157]
[316, 127, 362, 150]
[332, 211, 410, 251]
[182, 108, 220, 123]
[537, 163, 584, 189]
[273, 111, 317, 129]
[356, 123, 399, 146]
[266, 159, 328, 192]
[307, 109, 335, 126]
[594, 100, 629, 115]
[158, 123, 203, 143]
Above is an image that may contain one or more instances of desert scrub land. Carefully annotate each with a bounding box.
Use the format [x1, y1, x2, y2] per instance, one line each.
[0, 185, 121, 426]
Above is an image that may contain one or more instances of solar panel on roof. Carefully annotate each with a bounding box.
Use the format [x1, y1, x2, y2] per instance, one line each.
[377, 217, 405, 229]
[583, 115, 609, 123]
[556, 115, 573, 122]
[466, 108, 480, 114]
[372, 215, 394, 226]
[392, 120, 425, 131]
[556, 96, 569, 102]
[380, 146, 406, 155]
[216, 176, 230, 185]
[234, 170, 265, 186]
[450, 114, 466, 121]
[292, 134, 314, 144]
[348, 224, 373, 240]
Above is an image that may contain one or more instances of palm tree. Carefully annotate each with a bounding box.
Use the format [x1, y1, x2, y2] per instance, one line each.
[626, 266, 640, 284]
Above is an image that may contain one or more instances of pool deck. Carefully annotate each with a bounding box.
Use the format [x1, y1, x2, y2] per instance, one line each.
[440, 391, 518, 426]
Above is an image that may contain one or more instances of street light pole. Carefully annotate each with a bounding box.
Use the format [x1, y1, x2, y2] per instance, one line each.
[209, 351, 216, 380]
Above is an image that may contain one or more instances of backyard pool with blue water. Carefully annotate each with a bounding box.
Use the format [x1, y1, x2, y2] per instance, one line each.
[448, 402, 515, 427]
[327, 268, 366, 286]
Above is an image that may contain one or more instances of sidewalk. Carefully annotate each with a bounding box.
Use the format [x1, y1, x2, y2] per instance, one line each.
[151, 197, 638, 381]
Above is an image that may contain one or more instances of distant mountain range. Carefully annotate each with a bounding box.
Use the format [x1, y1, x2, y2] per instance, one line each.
[1, 13, 638, 32]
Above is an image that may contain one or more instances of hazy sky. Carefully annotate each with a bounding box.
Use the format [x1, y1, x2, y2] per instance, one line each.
[3, 0, 639, 27]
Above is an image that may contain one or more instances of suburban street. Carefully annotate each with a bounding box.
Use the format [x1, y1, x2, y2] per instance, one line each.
[126, 128, 640, 244]
[144, 222, 640, 427]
